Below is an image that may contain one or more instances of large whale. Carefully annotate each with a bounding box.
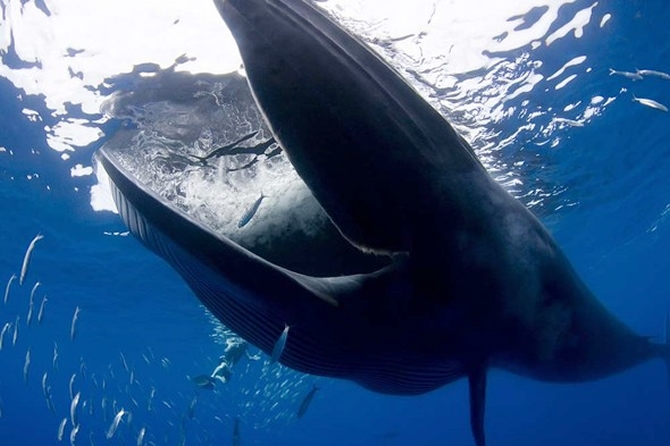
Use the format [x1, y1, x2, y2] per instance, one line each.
[96, 0, 670, 445]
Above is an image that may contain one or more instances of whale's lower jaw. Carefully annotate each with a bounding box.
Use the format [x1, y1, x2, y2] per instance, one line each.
[98, 148, 467, 395]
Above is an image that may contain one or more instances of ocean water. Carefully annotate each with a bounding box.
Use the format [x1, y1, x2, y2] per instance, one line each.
[1, 1, 670, 445]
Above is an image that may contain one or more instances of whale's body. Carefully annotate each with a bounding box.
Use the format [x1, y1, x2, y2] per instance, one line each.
[97, 1, 669, 445]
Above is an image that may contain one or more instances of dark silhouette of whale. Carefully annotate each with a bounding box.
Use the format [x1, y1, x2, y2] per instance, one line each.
[96, 0, 670, 445]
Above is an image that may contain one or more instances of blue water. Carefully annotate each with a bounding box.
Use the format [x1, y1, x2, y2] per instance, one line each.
[2, 1, 670, 445]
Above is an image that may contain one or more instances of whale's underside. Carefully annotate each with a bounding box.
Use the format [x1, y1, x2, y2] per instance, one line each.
[97, 1, 670, 445]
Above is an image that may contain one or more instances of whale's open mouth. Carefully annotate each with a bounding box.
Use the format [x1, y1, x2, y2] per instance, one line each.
[96, 68, 388, 277]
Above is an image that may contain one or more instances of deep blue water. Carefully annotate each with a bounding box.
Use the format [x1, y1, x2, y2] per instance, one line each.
[2, 1, 670, 445]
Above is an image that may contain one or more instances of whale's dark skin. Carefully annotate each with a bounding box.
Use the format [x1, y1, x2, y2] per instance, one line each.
[97, 1, 669, 445]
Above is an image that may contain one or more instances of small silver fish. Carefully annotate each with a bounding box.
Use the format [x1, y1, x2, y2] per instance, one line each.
[3, 274, 16, 304]
[147, 387, 156, 411]
[23, 349, 31, 383]
[42, 372, 49, 398]
[12, 316, 19, 346]
[70, 306, 81, 341]
[0, 322, 10, 350]
[26, 299, 34, 327]
[106, 409, 128, 439]
[29, 281, 41, 302]
[68, 373, 76, 400]
[43, 373, 56, 414]
[19, 233, 44, 285]
[37, 296, 48, 324]
[70, 392, 80, 426]
[137, 427, 146, 446]
[58, 418, 68, 441]
[609, 68, 642, 80]
[633, 95, 669, 112]
[271, 324, 290, 363]
[120, 352, 129, 373]
[187, 396, 198, 419]
[238, 192, 266, 228]
[69, 423, 79, 446]
[53, 342, 59, 372]
[636, 68, 670, 80]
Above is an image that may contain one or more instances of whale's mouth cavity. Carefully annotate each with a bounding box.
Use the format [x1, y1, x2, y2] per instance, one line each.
[99, 68, 388, 276]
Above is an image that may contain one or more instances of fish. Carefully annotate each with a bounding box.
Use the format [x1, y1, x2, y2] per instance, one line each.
[19, 233, 43, 285]
[270, 324, 290, 363]
[43, 373, 56, 414]
[609, 68, 642, 80]
[69, 424, 79, 446]
[95, 1, 670, 445]
[137, 427, 146, 446]
[69, 373, 76, 400]
[106, 408, 127, 439]
[226, 155, 259, 172]
[53, 342, 59, 372]
[187, 395, 197, 419]
[58, 418, 68, 442]
[70, 391, 80, 426]
[195, 130, 259, 161]
[633, 95, 668, 112]
[12, 316, 18, 346]
[23, 349, 30, 383]
[237, 191, 266, 228]
[3, 274, 16, 304]
[296, 384, 319, 418]
[26, 297, 34, 327]
[37, 296, 48, 324]
[636, 68, 670, 80]
[0, 322, 10, 350]
[148, 387, 156, 411]
[120, 352, 129, 372]
[42, 372, 49, 398]
[70, 306, 81, 341]
[29, 281, 41, 301]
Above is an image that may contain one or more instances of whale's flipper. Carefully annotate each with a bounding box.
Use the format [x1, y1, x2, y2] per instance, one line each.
[468, 367, 488, 446]
[214, 0, 489, 254]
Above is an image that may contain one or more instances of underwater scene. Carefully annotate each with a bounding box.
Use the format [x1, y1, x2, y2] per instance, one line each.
[1, 0, 670, 445]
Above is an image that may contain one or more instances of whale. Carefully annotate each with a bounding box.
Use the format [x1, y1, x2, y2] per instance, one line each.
[96, 0, 670, 445]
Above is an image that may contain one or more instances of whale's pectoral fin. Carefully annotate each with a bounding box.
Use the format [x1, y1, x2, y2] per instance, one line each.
[214, 0, 488, 255]
[468, 366, 488, 446]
